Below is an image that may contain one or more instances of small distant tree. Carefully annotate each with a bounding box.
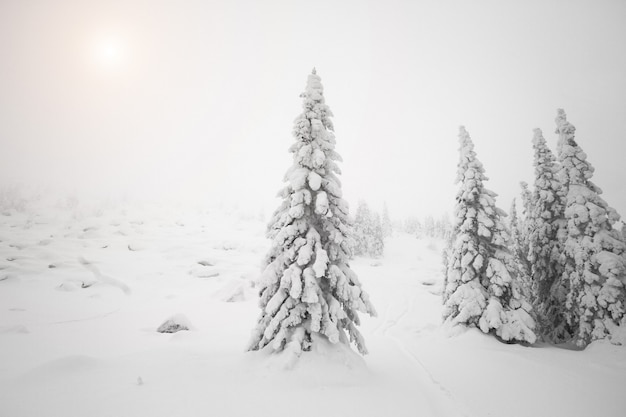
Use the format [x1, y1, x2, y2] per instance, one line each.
[404, 216, 421, 235]
[353, 200, 372, 256]
[353, 200, 384, 258]
[435, 214, 453, 240]
[554, 109, 626, 347]
[0, 186, 28, 213]
[382, 202, 393, 238]
[371, 212, 384, 257]
[247, 69, 377, 358]
[423, 215, 435, 238]
[443, 127, 536, 344]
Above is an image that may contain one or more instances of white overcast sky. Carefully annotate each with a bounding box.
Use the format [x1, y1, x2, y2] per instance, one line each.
[1, 0, 625, 220]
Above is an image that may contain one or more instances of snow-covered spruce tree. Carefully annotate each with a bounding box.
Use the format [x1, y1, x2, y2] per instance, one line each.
[443, 126, 536, 344]
[248, 69, 376, 358]
[526, 128, 566, 339]
[554, 109, 626, 347]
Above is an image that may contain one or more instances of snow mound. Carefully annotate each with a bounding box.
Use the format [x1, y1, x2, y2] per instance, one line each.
[0, 325, 29, 334]
[22, 355, 102, 379]
[127, 242, 146, 251]
[189, 264, 220, 278]
[156, 314, 193, 333]
[212, 278, 250, 302]
[255, 333, 368, 379]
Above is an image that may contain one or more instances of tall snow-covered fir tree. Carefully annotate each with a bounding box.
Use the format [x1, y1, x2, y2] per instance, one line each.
[526, 128, 566, 339]
[443, 127, 536, 344]
[555, 109, 626, 347]
[247, 69, 376, 358]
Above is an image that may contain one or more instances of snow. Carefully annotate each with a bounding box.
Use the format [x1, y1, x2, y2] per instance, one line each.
[307, 171, 322, 191]
[0, 201, 625, 416]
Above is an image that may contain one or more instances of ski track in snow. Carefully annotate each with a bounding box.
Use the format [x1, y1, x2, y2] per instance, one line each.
[47, 309, 121, 325]
[367, 249, 471, 417]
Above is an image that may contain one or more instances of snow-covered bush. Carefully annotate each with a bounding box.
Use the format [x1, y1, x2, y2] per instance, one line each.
[247, 69, 377, 359]
[553, 109, 626, 347]
[443, 127, 536, 344]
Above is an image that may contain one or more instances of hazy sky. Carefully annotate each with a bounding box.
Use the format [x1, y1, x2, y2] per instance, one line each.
[1, 0, 625, 220]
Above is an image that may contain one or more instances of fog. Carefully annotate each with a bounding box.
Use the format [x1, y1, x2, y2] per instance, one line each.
[1, 0, 625, 220]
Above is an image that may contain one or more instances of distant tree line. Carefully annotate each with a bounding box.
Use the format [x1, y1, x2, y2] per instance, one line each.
[401, 214, 453, 241]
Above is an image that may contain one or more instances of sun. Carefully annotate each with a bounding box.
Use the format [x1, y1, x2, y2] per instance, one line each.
[93, 37, 125, 69]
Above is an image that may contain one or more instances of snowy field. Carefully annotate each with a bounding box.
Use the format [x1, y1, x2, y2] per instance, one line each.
[0, 200, 625, 417]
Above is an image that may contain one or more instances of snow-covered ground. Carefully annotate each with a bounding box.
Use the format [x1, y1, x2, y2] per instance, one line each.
[0, 201, 624, 417]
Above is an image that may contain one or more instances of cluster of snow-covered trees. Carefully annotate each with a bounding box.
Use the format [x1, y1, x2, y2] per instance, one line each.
[249, 67, 624, 360]
[444, 110, 626, 348]
[402, 214, 452, 240]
